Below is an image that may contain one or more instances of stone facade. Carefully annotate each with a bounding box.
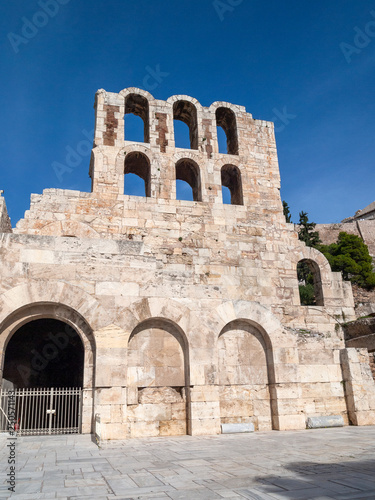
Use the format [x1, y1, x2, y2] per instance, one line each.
[1, 87, 375, 440]
[0, 195, 12, 234]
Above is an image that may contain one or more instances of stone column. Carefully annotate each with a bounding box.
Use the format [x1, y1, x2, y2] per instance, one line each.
[340, 347, 375, 425]
[94, 324, 128, 440]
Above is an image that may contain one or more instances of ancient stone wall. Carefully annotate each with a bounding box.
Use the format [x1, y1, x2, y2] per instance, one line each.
[0, 196, 12, 233]
[0, 88, 374, 439]
[316, 220, 375, 257]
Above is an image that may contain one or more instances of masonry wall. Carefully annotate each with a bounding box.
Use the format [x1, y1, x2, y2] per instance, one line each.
[0, 87, 374, 439]
[0, 197, 12, 233]
[316, 220, 375, 257]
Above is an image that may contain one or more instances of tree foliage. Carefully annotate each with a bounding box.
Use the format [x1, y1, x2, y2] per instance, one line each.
[298, 211, 321, 247]
[282, 201, 292, 223]
[318, 232, 375, 289]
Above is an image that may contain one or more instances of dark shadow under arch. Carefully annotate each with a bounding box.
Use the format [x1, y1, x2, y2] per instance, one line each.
[124, 151, 151, 197]
[3, 318, 84, 389]
[221, 164, 243, 205]
[216, 107, 239, 155]
[173, 100, 198, 150]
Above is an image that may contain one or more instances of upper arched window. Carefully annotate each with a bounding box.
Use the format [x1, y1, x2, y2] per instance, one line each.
[221, 165, 243, 205]
[173, 101, 198, 150]
[216, 107, 239, 155]
[175, 159, 201, 202]
[297, 259, 324, 306]
[125, 94, 149, 143]
[124, 152, 151, 197]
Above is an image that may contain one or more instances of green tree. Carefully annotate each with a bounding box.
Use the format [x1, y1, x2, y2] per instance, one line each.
[319, 232, 375, 289]
[282, 201, 292, 223]
[298, 211, 321, 247]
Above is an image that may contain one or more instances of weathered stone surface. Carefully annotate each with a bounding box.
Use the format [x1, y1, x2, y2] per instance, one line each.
[0, 87, 374, 440]
[306, 415, 344, 429]
[221, 423, 255, 433]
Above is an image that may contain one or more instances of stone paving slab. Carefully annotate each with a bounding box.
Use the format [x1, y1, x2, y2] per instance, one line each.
[1, 427, 375, 499]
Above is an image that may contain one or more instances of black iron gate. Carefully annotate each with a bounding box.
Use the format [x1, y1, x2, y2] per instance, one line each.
[0, 387, 82, 435]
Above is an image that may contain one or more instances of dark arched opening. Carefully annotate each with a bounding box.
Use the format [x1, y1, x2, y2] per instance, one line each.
[124, 151, 151, 197]
[216, 107, 239, 155]
[3, 319, 84, 389]
[125, 94, 150, 143]
[221, 164, 243, 205]
[173, 100, 198, 150]
[297, 259, 324, 306]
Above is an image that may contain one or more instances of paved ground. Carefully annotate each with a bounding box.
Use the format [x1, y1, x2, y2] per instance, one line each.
[1, 427, 375, 499]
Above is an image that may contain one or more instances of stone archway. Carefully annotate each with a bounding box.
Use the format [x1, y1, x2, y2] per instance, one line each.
[3, 318, 84, 389]
[218, 319, 274, 431]
[126, 318, 189, 438]
[0, 286, 106, 434]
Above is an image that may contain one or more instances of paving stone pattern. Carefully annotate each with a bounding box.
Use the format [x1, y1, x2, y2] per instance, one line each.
[1, 427, 375, 499]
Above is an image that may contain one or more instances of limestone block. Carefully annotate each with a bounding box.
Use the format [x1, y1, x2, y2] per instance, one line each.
[138, 387, 183, 404]
[252, 399, 272, 416]
[101, 422, 128, 440]
[127, 386, 138, 405]
[274, 383, 301, 399]
[189, 418, 221, 436]
[95, 387, 124, 405]
[354, 410, 375, 426]
[221, 423, 254, 433]
[190, 401, 220, 420]
[306, 415, 344, 429]
[220, 399, 254, 418]
[129, 421, 159, 438]
[271, 398, 303, 416]
[159, 419, 187, 436]
[257, 416, 273, 431]
[187, 385, 219, 402]
[275, 414, 306, 431]
[298, 349, 334, 365]
[299, 365, 330, 384]
[273, 347, 299, 364]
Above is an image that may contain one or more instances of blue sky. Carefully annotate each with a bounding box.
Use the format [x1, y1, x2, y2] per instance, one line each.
[1, 0, 374, 225]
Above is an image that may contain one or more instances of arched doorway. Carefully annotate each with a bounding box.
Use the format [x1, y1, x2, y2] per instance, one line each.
[218, 320, 273, 431]
[3, 319, 84, 389]
[0, 304, 96, 436]
[127, 318, 189, 438]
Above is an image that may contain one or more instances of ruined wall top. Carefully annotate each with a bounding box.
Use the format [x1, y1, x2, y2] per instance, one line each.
[0, 193, 12, 233]
[89, 87, 281, 211]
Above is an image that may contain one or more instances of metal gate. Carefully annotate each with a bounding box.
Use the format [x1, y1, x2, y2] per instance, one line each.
[0, 387, 82, 435]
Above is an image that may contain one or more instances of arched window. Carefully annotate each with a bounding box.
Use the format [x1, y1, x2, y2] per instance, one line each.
[125, 94, 149, 143]
[216, 107, 239, 155]
[221, 165, 243, 205]
[297, 259, 324, 306]
[173, 101, 198, 150]
[175, 159, 201, 202]
[124, 152, 151, 197]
